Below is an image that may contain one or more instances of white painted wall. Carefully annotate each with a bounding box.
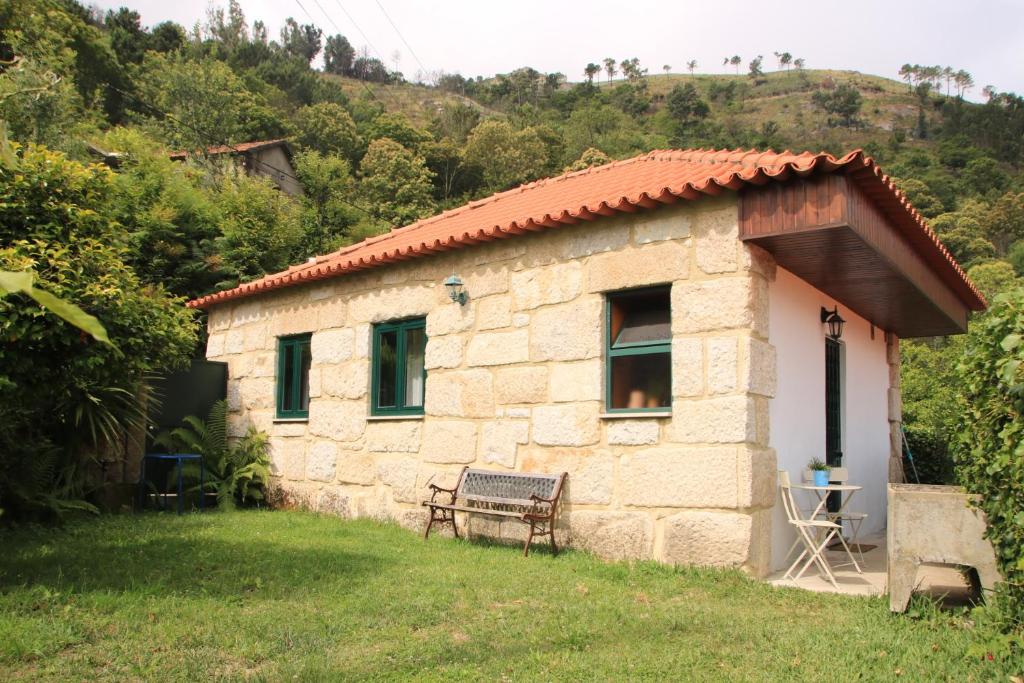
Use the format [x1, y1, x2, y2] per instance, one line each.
[768, 267, 891, 571]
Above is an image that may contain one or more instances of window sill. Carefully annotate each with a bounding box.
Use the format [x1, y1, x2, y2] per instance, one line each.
[599, 411, 672, 419]
[273, 417, 308, 423]
[366, 414, 425, 422]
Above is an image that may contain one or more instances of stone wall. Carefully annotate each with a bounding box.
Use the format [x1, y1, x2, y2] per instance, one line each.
[204, 197, 779, 576]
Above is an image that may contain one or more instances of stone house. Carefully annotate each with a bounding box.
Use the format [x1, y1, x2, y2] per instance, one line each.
[188, 149, 984, 576]
[169, 139, 303, 196]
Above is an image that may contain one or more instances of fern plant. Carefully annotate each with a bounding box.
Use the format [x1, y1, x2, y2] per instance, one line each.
[153, 400, 271, 509]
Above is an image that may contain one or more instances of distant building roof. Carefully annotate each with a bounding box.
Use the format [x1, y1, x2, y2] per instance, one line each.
[188, 147, 984, 312]
[168, 139, 291, 161]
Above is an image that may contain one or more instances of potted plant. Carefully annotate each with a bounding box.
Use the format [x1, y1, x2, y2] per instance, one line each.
[808, 458, 831, 487]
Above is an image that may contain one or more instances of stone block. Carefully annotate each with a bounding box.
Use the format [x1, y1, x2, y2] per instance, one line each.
[661, 510, 754, 568]
[224, 329, 245, 355]
[569, 511, 654, 560]
[250, 352, 276, 378]
[586, 240, 689, 293]
[465, 329, 529, 367]
[481, 420, 529, 468]
[606, 419, 660, 445]
[672, 337, 704, 397]
[240, 377, 275, 411]
[671, 275, 767, 336]
[520, 447, 612, 504]
[365, 420, 422, 453]
[634, 210, 692, 244]
[512, 312, 530, 327]
[693, 202, 740, 274]
[376, 458, 419, 504]
[494, 366, 548, 404]
[426, 302, 475, 337]
[464, 268, 509, 298]
[425, 335, 463, 370]
[206, 332, 226, 357]
[530, 297, 602, 362]
[620, 446, 739, 508]
[706, 337, 739, 394]
[230, 300, 263, 327]
[563, 219, 631, 258]
[424, 369, 494, 418]
[422, 421, 479, 463]
[242, 323, 269, 352]
[354, 324, 371, 359]
[321, 360, 369, 399]
[316, 299, 347, 329]
[347, 285, 436, 323]
[306, 440, 337, 482]
[311, 327, 354, 364]
[549, 360, 602, 402]
[315, 486, 351, 517]
[739, 242, 776, 280]
[737, 446, 776, 509]
[511, 261, 583, 311]
[208, 307, 231, 332]
[270, 437, 305, 481]
[740, 337, 776, 398]
[669, 395, 757, 444]
[226, 379, 242, 412]
[268, 306, 317, 337]
[476, 295, 512, 330]
[308, 400, 366, 442]
[336, 450, 377, 485]
[531, 403, 601, 447]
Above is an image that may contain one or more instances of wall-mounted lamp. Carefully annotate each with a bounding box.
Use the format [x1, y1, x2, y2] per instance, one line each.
[820, 306, 846, 341]
[444, 273, 467, 305]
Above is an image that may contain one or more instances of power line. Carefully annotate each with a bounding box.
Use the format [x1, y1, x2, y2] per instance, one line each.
[100, 81, 399, 229]
[373, 0, 430, 82]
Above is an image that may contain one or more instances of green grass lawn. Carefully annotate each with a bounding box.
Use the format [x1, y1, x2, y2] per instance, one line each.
[0, 511, 1017, 681]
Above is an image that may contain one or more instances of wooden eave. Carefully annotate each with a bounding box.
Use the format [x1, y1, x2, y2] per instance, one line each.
[739, 173, 979, 338]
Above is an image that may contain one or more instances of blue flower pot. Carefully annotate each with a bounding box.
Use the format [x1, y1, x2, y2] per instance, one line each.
[813, 470, 830, 487]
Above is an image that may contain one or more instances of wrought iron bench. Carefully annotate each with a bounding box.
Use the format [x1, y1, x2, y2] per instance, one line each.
[422, 467, 567, 556]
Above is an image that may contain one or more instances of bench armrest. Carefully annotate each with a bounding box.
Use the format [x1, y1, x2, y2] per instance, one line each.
[428, 483, 457, 504]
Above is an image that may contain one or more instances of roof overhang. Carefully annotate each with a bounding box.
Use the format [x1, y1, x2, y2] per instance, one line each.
[740, 173, 984, 338]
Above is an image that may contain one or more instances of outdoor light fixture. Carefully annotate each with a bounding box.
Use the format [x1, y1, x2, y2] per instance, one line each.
[820, 306, 846, 341]
[444, 273, 467, 305]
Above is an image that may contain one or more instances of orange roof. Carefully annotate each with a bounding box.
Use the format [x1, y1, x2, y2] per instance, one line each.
[169, 139, 290, 160]
[187, 148, 984, 310]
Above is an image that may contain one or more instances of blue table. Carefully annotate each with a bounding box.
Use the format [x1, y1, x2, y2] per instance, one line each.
[139, 453, 205, 514]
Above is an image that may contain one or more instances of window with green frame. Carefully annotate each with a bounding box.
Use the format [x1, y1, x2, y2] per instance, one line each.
[371, 318, 427, 415]
[606, 286, 672, 412]
[277, 333, 312, 419]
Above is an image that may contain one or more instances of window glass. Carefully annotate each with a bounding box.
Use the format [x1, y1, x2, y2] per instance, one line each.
[404, 327, 426, 408]
[606, 287, 672, 412]
[298, 341, 312, 411]
[377, 329, 399, 409]
[282, 342, 296, 412]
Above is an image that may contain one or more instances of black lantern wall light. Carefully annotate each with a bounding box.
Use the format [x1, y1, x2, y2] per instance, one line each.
[820, 306, 846, 341]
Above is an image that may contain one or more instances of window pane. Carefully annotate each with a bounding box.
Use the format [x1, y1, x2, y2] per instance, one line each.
[281, 342, 296, 411]
[377, 329, 398, 408]
[404, 327, 426, 408]
[298, 340, 312, 411]
[610, 352, 671, 409]
[613, 289, 671, 346]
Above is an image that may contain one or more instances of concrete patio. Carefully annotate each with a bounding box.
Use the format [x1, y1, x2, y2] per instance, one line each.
[766, 532, 975, 603]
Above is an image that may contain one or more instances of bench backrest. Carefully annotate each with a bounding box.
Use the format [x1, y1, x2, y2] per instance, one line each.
[457, 468, 563, 507]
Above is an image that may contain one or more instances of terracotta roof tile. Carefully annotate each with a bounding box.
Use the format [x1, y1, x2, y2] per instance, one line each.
[168, 139, 290, 160]
[188, 147, 985, 311]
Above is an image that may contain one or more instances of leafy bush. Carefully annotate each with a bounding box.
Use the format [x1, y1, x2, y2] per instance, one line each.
[0, 143, 197, 521]
[955, 287, 1024, 631]
[154, 400, 271, 508]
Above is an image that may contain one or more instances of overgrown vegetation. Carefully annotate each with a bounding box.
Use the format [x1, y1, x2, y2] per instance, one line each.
[1, 512, 1021, 679]
[954, 289, 1024, 632]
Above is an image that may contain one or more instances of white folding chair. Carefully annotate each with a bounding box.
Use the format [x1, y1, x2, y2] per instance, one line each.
[779, 470, 844, 588]
[823, 467, 869, 564]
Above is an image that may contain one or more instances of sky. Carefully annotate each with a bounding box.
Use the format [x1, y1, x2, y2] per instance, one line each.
[90, 0, 1024, 97]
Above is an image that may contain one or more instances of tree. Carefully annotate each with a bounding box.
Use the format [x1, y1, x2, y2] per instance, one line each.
[362, 112, 431, 151]
[292, 102, 360, 159]
[602, 58, 617, 84]
[780, 52, 792, 70]
[584, 62, 600, 84]
[793, 57, 805, 70]
[729, 55, 741, 74]
[811, 83, 863, 128]
[666, 83, 710, 127]
[150, 21, 186, 53]
[430, 101, 480, 144]
[686, 60, 697, 76]
[464, 119, 549, 191]
[620, 58, 645, 82]
[663, 64, 671, 75]
[205, 0, 248, 49]
[292, 151, 358, 255]
[748, 55, 763, 79]
[279, 17, 322, 64]
[214, 172, 304, 284]
[894, 178, 944, 218]
[899, 63, 915, 92]
[564, 147, 611, 172]
[954, 70, 974, 98]
[324, 34, 355, 75]
[358, 138, 436, 225]
[105, 8, 148, 65]
[0, 143, 196, 519]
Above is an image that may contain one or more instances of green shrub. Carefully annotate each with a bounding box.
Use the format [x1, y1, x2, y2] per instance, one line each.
[955, 287, 1024, 631]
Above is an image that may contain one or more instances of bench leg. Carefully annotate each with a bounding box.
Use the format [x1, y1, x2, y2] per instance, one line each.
[549, 525, 558, 556]
[523, 522, 535, 557]
[424, 506, 458, 540]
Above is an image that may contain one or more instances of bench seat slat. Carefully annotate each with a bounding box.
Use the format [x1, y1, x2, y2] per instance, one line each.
[427, 503, 525, 517]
